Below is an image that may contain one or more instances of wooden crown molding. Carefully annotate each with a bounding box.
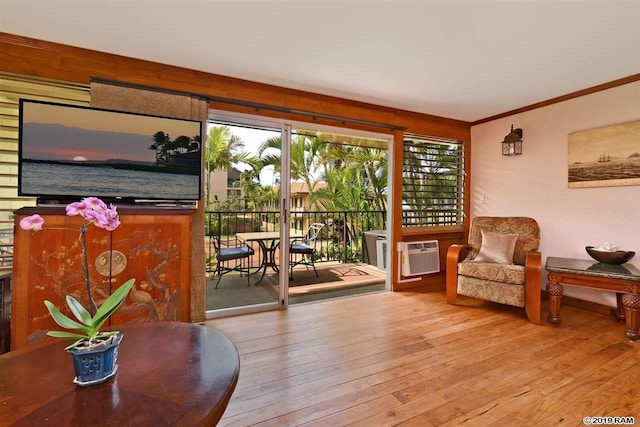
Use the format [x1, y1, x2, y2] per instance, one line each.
[472, 73, 640, 126]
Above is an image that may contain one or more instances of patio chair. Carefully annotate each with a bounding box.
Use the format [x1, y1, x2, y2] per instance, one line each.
[290, 223, 325, 279]
[212, 237, 255, 288]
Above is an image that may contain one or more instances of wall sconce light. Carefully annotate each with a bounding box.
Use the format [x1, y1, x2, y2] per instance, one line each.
[501, 124, 523, 156]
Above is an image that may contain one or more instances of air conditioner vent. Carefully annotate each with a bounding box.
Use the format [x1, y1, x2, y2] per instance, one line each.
[398, 240, 440, 276]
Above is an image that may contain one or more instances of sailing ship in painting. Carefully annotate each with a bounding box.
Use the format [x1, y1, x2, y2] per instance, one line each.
[598, 154, 611, 163]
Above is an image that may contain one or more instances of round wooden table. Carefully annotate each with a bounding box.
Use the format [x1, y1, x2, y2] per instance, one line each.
[0, 322, 239, 426]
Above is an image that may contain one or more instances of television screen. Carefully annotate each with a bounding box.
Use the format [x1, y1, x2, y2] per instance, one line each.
[18, 99, 202, 204]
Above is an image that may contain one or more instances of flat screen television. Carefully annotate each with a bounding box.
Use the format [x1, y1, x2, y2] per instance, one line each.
[18, 99, 203, 205]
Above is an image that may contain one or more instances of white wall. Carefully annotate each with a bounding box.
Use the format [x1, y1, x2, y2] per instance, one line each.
[206, 170, 229, 202]
[470, 80, 640, 306]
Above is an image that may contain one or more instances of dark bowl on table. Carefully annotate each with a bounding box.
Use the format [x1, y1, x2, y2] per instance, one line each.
[585, 246, 635, 265]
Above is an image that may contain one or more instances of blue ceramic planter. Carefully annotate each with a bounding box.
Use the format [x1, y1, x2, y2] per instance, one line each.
[67, 333, 123, 387]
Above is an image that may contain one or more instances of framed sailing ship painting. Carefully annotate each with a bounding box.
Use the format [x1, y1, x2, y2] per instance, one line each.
[568, 120, 640, 188]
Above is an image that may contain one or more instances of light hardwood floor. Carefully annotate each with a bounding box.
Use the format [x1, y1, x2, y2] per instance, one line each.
[205, 289, 639, 426]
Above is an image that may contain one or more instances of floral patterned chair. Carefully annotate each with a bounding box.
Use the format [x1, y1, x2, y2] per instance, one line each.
[446, 217, 542, 324]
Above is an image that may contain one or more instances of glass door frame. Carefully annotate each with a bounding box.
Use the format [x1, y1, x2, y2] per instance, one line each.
[278, 124, 292, 307]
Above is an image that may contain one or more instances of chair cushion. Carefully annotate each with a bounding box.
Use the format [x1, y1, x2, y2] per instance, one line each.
[458, 261, 525, 285]
[290, 243, 314, 254]
[218, 246, 254, 262]
[468, 217, 540, 266]
[473, 230, 518, 264]
[457, 276, 526, 307]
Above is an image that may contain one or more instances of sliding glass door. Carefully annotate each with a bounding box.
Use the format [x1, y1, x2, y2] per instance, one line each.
[286, 128, 389, 305]
[205, 118, 289, 315]
[205, 111, 391, 318]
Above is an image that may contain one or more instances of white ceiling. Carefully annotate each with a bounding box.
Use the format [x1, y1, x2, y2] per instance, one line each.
[1, 0, 639, 122]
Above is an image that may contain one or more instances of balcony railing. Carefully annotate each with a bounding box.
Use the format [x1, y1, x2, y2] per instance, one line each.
[205, 209, 386, 272]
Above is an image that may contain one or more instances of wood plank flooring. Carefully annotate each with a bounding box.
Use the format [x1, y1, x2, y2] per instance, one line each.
[205, 289, 639, 426]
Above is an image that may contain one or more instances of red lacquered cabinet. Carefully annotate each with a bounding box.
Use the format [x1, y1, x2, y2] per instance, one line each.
[11, 206, 192, 349]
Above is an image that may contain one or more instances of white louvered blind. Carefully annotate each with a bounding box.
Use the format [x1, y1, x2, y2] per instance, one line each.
[0, 73, 90, 271]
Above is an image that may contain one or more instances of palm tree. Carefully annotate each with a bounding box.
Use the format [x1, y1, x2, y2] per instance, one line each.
[313, 165, 370, 212]
[253, 130, 391, 248]
[258, 133, 323, 207]
[257, 135, 282, 182]
[311, 165, 375, 257]
[402, 142, 460, 224]
[205, 126, 231, 172]
[316, 142, 388, 213]
[235, 169, 262, 210]
[204, 125, 252, 209]
[173, 135, 191, 154]
[149, 131, 171, 165]
[258, 185, 279, 211]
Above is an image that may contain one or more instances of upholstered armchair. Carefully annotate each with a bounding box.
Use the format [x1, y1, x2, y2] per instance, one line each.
[446, 217, 542, 324]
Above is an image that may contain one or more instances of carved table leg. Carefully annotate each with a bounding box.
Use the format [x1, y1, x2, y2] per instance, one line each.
[611, 292, 626, 322]
[546, 281, 563, 324]
[622, 293, 640, 340]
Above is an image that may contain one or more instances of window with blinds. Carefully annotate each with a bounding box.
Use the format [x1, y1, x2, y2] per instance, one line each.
[402, 134, 465, 228]
[0, 73, 90, 271]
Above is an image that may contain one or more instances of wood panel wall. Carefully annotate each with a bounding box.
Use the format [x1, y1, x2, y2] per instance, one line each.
[0, 32, 471, 291]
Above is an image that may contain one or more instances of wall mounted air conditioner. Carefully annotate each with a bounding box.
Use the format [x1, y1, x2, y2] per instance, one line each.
[376, 239, 387, 270]
[398, 240, 440, 276]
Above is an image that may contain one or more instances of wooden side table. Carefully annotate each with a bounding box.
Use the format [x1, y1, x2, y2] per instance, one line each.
[545, 256, 640, 340]
[0, 322, 239, 426]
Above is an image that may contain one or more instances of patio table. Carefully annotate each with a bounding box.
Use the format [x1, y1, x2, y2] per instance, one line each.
[236, 230, 303, 284]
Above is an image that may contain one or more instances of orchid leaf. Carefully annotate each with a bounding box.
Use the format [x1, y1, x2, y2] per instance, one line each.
[44, 300, 86, 331]
[92, 279, 135, 333]
[47, 331, 89, 340]
[65, 295, 93, 326]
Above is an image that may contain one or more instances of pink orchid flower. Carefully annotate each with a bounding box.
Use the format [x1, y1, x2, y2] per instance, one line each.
[66, 201, 87, 217]
[65, 197, 120, 231]
[83, 209, 103, 226]
[20, 214, 45, 231]
[84, 197, 108, 214]
[104, 204, 121, 231]
[25, 197, 122, 317]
